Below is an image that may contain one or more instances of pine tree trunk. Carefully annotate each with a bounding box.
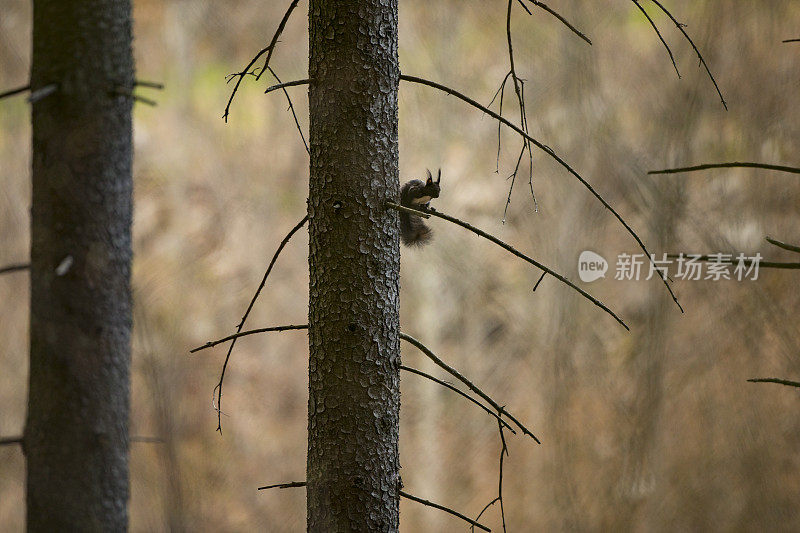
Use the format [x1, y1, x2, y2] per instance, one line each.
[25, 0, 134, 530]
[307, 0, 401, 530]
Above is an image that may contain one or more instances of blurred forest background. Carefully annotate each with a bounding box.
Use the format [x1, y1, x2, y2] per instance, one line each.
[2, 0, 799, 531]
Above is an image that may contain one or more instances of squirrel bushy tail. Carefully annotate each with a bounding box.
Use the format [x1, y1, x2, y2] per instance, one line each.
[399, 169, 441, 247]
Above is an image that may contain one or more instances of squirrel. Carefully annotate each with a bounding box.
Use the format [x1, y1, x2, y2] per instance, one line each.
[399, 168, 441, 247]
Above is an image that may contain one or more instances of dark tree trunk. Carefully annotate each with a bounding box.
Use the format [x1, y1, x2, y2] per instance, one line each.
[307, 0, 401, 530]
[25, 0, 134, 530]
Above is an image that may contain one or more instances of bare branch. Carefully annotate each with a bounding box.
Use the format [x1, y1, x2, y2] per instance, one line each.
[134, 80, 164, 90]
[28, 84, 58, 104]
[647, 0, 727, 109]
[264, 79, 311, 96]
[400, 332, 541, 443]
[224, 0, 300, 121]
[191, 324, 308, 353]
[265, 66, 310, 155]
[532, 271, 546, 291]
[0, 263, 30, 276]
[766, 237, 800, 254]
[0, 85, 30, 100]
[665, 253, 800, 270]
[399, 490, 491, 532]
[630, 0, 680, 77]
[255, 480, 491, 531]
[782, 38, 800, 43]
[258, 481, 307, 491]
[203, 215, 308, 433]
[400, 365, 516, 434]
[386, 202, 628, 330]
[472, 497, 500, 533]
[747, 378, 800, 388]
[0, 436, 23, 446]
[398, 73, 683, 312]
[497, 418, 508, 533]
[523, 0, 592, 45]
[649, 162, 800, 175]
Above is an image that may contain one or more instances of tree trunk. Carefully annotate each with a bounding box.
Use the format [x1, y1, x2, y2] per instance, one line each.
[307, 0, 401, 530]
[25, 0, 134, 530]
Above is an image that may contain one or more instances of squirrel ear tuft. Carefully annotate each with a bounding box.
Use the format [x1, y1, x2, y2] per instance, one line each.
[425, 168, 432, 185]
[436, 168, 441, 184]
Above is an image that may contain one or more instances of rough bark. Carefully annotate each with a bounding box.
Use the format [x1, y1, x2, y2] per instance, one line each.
[25, 0, 134, 530]
[307, 0, 401, 530]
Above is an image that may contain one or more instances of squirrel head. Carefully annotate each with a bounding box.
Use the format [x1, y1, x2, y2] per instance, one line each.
[422, 168, 441, 198]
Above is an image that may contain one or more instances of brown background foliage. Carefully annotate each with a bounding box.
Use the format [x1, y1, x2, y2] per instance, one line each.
[1, 1, 799, 530]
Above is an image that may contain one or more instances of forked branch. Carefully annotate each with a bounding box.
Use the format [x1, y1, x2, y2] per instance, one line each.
[400, 332, 541, 443]
[223, 0, 300, 121]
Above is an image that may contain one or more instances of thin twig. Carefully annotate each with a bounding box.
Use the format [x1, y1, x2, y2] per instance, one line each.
[532, 271, 546, 291]
[266, 66, 309, 154]
[224, 0, 300, 121]
[0, 263, 30, 275]
[766, 237, 800, 254]
[258, 481, 308, 490]
[112, 87, 157, 106]
[649, 162, 800, 175]
[191, 324, 308, 353]
[665, 254, 800, 269]
[400, 490, 491, 532]
[648, 0, 727, 109]
[207, 215, 308, 432]
[472, 498, 501, 533]
[783, 38, 800, 43]
[630, 0, 680, 77]
[387, 202, 628, 330]
[398, 74, 683, 313]
[747, 378, 800, 388]
[400, 365, 516, 434]
[28, 84, 58, 104]
[134, 80, 164, 90]
[0, 436, 23, 446]
[497, 417, 508, 533]
[523, 0, 592, 45]
[0, 85, 30, 100]
[264, 79, 311, 96]
[400, 332, 541, 443]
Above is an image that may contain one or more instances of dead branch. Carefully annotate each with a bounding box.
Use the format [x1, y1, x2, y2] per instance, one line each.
[649, 162, 800, 175]
[205, 214, 308, 432]
[397, 74, 683, 312]
[400, 332, 540, 443]
[399, 490, 491, 532]
[0, 436, 23, 446]
[265, 66, 309, 154]
[497, 417, 508, 532]
[134, 80, 164, 90]
[0, 85, 30, 100]
[665, 253, 800, 270]
[386, 202, 628, 330]
[784, 38, 800, 43]
[630, 0, 680, 77]
[472, 497, 500, 533]
[191, 324, 308, 353]
[647, 0, 727, 109]
[747, 378, 800, 388]
[256, 480, 491, 531]
[27, 84, 58, 104]
[523, 0, 592, 45]
[0, 263, 30, 275]
[766, 237, 800, 254]
[400, 365, 516, 434]
[223, 0, 300, 121]
[258, 481, 308, 490]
